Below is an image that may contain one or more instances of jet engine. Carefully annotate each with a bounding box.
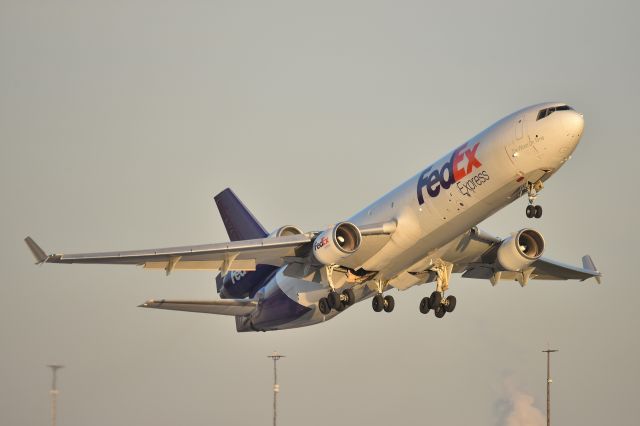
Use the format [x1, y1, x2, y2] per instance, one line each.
[312, 222, 361, 265]
[269, 225, 304, 238]
[496, 229, 545, 271]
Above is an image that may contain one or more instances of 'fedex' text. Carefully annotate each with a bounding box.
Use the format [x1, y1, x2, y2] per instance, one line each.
[417, 142, 485, 205]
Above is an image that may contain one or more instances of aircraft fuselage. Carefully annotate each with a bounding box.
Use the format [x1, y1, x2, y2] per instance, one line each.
[236, 102, 585, 331]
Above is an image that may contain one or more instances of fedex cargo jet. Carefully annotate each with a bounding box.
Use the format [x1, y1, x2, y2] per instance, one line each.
[25, 102, 601, 332]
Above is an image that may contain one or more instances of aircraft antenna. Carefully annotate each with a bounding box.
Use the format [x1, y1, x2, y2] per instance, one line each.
[267, 352, 285, 426]
[542, 348, 558, 426]
[47, 365, 64, 426]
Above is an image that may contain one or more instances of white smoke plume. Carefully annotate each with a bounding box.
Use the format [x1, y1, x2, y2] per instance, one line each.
[495, 377, 546, 426]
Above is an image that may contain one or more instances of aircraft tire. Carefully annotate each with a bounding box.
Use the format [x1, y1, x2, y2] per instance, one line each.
[526, 205, 535, 218]
[335, 301, 346, 312]
[434, 305, 446, 318]
[534, 205, 543, 218]
[327, 291, 341, 309]
[342, 288, 356, 306]
[383, 295, 395, 313]
[429, 291, 442, 309]
[419, 297, 431, 314]
[319, 298, 331, 315]
[445, 295, 457, 312]
[372, 294, 384, 312]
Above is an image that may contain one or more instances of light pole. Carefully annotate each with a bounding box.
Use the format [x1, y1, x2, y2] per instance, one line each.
[48, 365, 64, 426]
[542, 349, 558, 426]
[267, 352, 285, 426]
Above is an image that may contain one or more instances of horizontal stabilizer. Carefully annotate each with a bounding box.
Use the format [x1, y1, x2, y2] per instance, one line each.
[139, 298, 257, 316]
[24, 237, 47, 264]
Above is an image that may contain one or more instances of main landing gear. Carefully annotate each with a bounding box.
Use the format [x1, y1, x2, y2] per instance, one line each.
[318, 288, 356, 314]
[372, 294, 395, 313]
[524, 180, 544, 218]
[371, 279, 395, 313]
[419, 292, 456, 318]
[419, 261, 456, 319]
[318, 265, 356, 315]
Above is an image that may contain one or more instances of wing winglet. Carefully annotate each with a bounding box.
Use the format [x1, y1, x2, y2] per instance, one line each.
[581, 255, 602, 284]
[24, 237, 48, 264]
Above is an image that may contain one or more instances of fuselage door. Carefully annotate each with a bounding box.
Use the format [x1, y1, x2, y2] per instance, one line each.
[506, 115, 527, 163]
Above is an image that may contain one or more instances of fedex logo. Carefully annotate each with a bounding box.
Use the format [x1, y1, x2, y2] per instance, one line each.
[314, 236, 330, 250]
[417, 142, 482, 205]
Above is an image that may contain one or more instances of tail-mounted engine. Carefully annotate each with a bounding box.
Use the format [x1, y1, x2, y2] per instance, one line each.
[496, 229, 545, 272]
[268, 225, 304, 238]
[312, 222, 361, 266]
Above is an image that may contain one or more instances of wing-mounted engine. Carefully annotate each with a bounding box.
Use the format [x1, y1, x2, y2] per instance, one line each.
[312, 222, 362, 266]
[496, 229, 545, 271]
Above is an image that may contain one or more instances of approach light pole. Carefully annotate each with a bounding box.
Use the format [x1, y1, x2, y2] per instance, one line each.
[267, 352, 285, 426]
[542, 349, 558, 426]
[48, 365, 63, 426]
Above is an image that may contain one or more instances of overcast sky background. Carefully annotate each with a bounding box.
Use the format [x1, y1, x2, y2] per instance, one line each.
[1, 1, 638, 425]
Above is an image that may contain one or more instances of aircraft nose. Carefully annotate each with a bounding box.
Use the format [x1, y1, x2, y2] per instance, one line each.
[563, 110, 584, 139]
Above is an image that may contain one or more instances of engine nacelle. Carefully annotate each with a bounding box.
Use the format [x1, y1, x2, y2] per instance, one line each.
[312, 222, 361, 266]
[496, 229, 545, 272]
[268, 225, 304, 238]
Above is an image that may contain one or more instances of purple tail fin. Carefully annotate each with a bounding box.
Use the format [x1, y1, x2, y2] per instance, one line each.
[214, 188, 268, 241]
[214, 189, 276, 298]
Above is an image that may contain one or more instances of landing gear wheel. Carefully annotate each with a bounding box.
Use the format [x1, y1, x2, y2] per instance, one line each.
[342, 288, 355, 307]
[419, 297, 431, 314]
[445, 295, 457, 313]
[334, 301, 346, 311]
[434, 305, 446, 318]
[534, 205, 543, 218]
[526, 205, 535, 218]
[429, 291, 442, 308]
[383, 295, 395, 313]
[372, 294, 384, 312]
[319, 297, 331, 315]
[327, 291, 341, 309]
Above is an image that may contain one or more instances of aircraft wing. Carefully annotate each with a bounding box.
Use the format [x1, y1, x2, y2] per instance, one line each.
[457, 228, 601, 284]
[24, 234, 312, 274]
[139, 298, 257, 315]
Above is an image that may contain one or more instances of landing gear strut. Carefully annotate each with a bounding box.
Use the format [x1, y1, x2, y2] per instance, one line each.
[418, 261, 457, 319]
[525, 180, 544, 218]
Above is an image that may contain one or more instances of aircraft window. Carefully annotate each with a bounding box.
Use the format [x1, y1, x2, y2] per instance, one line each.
[536, 105, 573, 121]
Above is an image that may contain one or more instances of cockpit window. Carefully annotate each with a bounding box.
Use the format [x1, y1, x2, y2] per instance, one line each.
[536, 105, 573, 121]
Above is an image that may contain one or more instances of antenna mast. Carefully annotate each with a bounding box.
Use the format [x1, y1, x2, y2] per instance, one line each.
[47, 365, 64, 426]
[542, 349, 558, 426]
[267, 352, 285, 426]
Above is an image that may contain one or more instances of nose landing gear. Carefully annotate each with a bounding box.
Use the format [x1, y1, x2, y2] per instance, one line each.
[524, 180, 544, 218]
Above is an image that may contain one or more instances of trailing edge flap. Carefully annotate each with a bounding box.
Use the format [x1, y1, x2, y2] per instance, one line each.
[139, 299, 258, 316]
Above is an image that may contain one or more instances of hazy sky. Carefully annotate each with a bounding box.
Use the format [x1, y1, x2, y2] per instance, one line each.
[1, 1, 638, 425]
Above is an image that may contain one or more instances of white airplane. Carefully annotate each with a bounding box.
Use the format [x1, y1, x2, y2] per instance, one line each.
[25, 102, 601, 332]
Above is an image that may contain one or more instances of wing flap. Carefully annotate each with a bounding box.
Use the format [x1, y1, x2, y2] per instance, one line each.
[139, 299, 257, 316]
[143, 259, 257, 271]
